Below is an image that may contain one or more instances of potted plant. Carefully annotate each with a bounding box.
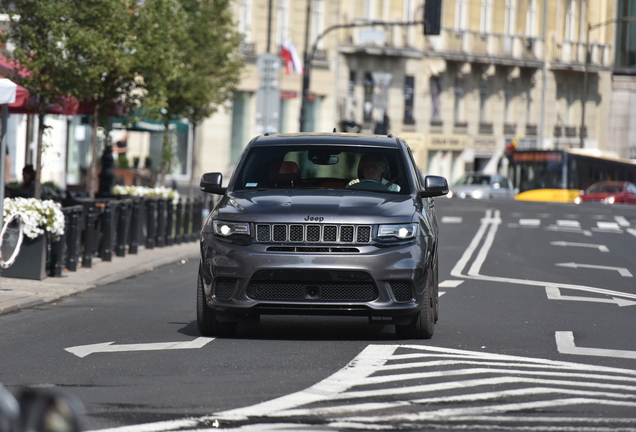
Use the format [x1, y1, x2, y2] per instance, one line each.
[2, 197, 65, 280]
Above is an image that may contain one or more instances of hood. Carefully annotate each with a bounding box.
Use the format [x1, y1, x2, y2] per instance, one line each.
[215, 190, 416, 224]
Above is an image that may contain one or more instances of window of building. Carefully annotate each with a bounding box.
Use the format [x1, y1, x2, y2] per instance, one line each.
[526, 89, 534, 124]
[504, 84, 513, 124]
[615, 0, 636, 69]
[403, 0, 416, 46]
[238, 0, 252, 41]
[567, 88, 574, 125]
[231, 92, 250, 163]
[454, 80, 464, 123]
[565, 0, 575, 41]
[275, 0, 289, 49]
[525, 0, 536, 37]
[311, 0, 325, 49]
[479, 83, 489, 123]
[304, 97, 322, 132]
[480, 0, 492, 34]
[430, 76, 442, 123]
[404, 76, 415, 125]
[455, 0, 468, 31]
[504, 0, 516, 36]
[363, 0, 376, 20]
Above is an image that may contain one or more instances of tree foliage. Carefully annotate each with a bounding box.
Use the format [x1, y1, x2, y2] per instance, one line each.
[0, 0, 244, 197]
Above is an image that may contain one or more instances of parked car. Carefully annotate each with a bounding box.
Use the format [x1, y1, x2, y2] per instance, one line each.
[574, 181, 636, 204]
[448, 172, 515, 200]
[198, 132, 449, 339]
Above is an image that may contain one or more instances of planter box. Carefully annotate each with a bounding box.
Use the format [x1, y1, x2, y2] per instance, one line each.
[2, 234, 48, 280]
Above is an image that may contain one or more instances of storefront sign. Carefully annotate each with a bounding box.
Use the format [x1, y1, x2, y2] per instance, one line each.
[400, 132, 427, 150]
[428, 135, 466, 151]
[473, 138, 497, 152]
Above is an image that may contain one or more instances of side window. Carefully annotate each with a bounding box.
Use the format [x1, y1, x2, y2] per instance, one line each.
[405, 146, 421, 190]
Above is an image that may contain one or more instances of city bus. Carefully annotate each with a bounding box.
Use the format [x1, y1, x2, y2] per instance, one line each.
[506, 148, 636, 202]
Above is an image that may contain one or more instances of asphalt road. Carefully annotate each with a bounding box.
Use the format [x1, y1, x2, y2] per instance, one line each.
[1, 199, 636, 431]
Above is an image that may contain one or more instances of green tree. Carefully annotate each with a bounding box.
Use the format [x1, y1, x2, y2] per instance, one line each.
[154, 0, 243, 188]
[0, 0, 80, 199]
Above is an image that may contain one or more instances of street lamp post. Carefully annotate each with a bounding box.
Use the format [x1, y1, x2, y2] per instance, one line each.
[579, 17, 636, 148]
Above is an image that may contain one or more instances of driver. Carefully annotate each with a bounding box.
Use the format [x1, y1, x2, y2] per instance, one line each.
[347, 153, 400, 191]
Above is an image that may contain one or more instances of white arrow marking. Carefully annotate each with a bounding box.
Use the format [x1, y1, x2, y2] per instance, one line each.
[628, 228, 636, 238]
[65, 337, 214, 358]
[556, 331, 636, 359]
[555, 262, 633, 277]
[545, 286, 636, 307]
[550, 241, 609, 252]
[439, 279, 464, 288]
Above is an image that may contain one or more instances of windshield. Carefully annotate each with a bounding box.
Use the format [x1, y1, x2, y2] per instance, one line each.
[232, 145, 410, 194]
[587, 183, 623, 194]
[455, 174, 491, 186]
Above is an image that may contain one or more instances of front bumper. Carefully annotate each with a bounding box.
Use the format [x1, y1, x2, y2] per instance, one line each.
[200, 236, 429, 322]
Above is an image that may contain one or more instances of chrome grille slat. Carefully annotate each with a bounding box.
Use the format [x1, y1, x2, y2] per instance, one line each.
[255, 223, 372, 244]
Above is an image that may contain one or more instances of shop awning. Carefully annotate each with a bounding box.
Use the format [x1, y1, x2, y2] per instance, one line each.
[112, 116, 189, 133]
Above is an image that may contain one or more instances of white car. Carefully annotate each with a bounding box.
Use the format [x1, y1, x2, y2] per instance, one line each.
[448, 172, 515, 200]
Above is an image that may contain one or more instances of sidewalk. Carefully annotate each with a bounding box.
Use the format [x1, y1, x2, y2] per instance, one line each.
[0, 242, 200, 315]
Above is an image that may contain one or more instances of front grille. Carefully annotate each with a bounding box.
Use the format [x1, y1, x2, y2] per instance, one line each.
[390, 281, 414, 302]
[255, 223, 372, 244]
[214, 278, 236, 300]
[247, 282, 378, 302]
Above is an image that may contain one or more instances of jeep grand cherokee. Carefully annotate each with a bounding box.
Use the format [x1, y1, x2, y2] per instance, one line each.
[197, 133, 448, 339]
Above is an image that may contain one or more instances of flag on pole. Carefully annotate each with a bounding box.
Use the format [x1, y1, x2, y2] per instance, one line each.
[279, 38, 304, 75]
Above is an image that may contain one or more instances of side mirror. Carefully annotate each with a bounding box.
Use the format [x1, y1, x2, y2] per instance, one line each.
[200, 173, 227, 195]
[419, 175, 449, 198]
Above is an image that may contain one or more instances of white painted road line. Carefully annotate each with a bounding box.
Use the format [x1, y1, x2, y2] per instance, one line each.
[545, 286, 636, 307]
[550, 241, 609, 252]
[519, 219, 540, 226]
[556, 331, 636, 359]
[555, 262, 633, 277]
[65, 337, 215, 358]
[557, 220, 580, 228]
[628, 228, 636, 238]
[439, 280, 464, 288]
[441, 216, 463, 223]
[545, 226, 592, 236]
[615, 216, 630, 227]
[597, 222, 620, 230]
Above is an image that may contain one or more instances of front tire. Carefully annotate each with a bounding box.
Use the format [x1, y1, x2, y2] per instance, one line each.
[395, 269, 435, 339]
[197, 266, 238, 337]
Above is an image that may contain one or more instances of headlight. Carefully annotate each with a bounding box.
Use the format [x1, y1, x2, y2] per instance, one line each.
[471, 189, 484, 199]
[447, 191, 454, 198]
[213, 220, 250, 236]
[574, 196, 582, 204]
[378, 223, 418, 240]
[602, 196, 615, 204]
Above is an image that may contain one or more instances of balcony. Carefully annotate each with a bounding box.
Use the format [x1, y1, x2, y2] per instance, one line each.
[478, 122, 493, 134]
[525, 124, 537, 136]
[423, 28, 544, 66]
[504, 123, 516, 135]
[564, 126, 577, 137]
[552, 39, 612, 68]
[553, 125, 562, 137]
[240, 42, 256, 57]
[453, 122, 468, 134]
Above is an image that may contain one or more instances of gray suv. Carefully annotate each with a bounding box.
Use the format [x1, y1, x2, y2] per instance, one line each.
[198, 133, 448, 339]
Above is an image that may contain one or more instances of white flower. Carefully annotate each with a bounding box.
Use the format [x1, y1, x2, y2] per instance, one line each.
[113, 185, 180, 205]
[3, 197, 65, 241]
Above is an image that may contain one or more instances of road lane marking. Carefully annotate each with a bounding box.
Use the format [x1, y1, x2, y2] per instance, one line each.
[441, 216, 462, 223]
[450, 210, 636, 302]
[545, 226, 592, 236]
[545, 287, 636, 307]
[556, 331, 636, 359]
[550, 241, 609, 252]
[519, 219, 540, 226]
[615, 216, 630, 227]
[628, 228, 636, 238]
[439, 280, 464, 288]
[65, 337, 214, 358]
[555, 262, 633, 277]
[557, 220, 580, 228]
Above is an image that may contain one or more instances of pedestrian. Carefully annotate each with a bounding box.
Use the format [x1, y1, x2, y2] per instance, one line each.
[18, 164, 35, 197]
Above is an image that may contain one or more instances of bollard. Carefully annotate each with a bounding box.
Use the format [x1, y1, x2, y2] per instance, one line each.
[175, 199, 183, 245]
[64, 206, 82, 272]
[156, 198, 166, 248]
[145, 198, 156, 249]
[191, 199, 203, 242]
[49, 233, 65, 277]
[183, 198, 192, 243]
[100, 202, 113, 262]
[82, 206, 97, 268]
[116, 200, 131, 257]
[129, 198, 142, 254]
[166, 200, 174, 246]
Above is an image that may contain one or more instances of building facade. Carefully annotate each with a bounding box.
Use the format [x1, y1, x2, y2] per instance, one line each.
[195, 0, 618, 186]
